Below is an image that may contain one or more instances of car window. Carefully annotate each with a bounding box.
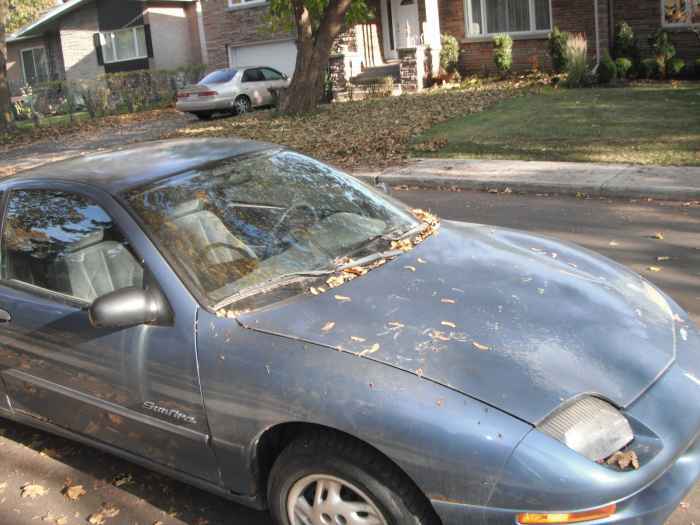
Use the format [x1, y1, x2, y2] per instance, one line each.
[199, 69, 237, 85]
[1, 190, 144, 303]
[126, 150, 417, 307]
[242, 69, 264, 82]
[261, 68, 284, 81]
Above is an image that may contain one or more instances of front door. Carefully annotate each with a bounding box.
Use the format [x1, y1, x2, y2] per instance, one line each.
[241, 68, 268, 106]
[381, 0, 421, 60]
[0, 186, 219, 481]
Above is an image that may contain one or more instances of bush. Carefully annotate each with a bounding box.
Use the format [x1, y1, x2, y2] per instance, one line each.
[640, 57, 658, 79]
[614, 22, 639, 60]
[598, 52, 617, 84]
[493, 34, 513, 76]
[668, 57, 686, 77]
[548, 26, 569, 73]
[615, 57, 633, 79]
[440, 33, 460, 73]
[564, 33, 590, 87]
[648, 29, 676, 78]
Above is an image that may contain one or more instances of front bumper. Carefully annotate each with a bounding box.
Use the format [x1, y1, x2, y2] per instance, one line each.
[432, 433, 700, 524]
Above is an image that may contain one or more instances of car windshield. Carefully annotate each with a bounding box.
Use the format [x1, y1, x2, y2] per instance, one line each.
[126, 150, 418, 307]
[199, 69, 237, 84]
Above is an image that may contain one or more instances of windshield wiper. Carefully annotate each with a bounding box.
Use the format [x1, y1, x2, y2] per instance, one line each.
[336, 249, 404, 271]
[213, 270, 335, 310]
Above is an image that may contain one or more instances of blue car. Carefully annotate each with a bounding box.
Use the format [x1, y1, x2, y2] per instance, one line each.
[0, 139, 698, 525]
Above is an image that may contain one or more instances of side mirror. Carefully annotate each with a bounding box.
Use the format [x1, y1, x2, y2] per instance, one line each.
[89, 287, 172, 329]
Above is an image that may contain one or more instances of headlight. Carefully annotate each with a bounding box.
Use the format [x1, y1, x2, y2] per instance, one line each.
[538, 396, 633, 461]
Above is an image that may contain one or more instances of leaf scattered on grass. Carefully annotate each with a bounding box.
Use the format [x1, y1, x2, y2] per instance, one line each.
[321, 321, 336, 333]
[63, 484, 86, 500]
[21, 483, 48, 499]
[606, 450, 640, 470]
[472, 341, 491, 351]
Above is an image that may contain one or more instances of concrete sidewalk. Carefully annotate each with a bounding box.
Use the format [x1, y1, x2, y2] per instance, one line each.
[354, 159, 700, 200]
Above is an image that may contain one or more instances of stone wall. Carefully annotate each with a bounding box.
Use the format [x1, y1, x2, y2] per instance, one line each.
[398, 46, 424, 91]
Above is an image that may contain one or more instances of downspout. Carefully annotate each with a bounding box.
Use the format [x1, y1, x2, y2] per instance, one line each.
[593, 0, 601, 69]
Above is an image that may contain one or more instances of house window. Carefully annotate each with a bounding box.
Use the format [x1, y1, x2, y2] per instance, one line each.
[100, 26, 148, 63]
[228, 0, 267, 8]
[21, 47, 49, 85]
[466, 0, 551, 36]
[663, 0, 700, 26]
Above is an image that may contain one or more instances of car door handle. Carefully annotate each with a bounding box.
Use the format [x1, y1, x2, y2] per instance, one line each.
[0, 309, 11, 323]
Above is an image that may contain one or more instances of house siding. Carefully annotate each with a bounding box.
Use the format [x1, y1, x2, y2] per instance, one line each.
[613, 0, 700, 63]
[146, 4, 201, 69]
[59, 1, 102, 82]
[201, 0, 293, 70]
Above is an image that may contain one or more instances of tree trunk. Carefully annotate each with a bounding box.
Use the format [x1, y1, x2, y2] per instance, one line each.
[280, 0, 353, 114]
[0, 0, 13, 132]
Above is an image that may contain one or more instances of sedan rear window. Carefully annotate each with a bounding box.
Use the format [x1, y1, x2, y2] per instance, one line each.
[126, 150, 417, 307]
[199, 69, 237, 85]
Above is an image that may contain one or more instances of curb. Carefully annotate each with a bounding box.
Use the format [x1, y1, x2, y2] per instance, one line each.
[353, 173, 700, 201]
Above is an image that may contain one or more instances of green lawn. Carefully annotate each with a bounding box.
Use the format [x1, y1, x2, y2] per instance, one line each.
[412, 84, 700, 166]
[15, 111, 91, 131]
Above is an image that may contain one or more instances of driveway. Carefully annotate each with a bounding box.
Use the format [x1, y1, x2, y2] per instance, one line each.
[1, 190, 699, 525]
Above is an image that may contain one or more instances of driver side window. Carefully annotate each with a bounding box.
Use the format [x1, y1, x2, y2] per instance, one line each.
[1, 189, 143, 303]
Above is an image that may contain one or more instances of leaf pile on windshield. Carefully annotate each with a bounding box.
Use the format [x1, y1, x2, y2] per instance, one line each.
[605, 450, 640, 470]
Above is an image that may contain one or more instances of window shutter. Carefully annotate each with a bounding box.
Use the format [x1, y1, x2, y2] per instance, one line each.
[93, 33, 104, 65]
[144, 24, 154, 58]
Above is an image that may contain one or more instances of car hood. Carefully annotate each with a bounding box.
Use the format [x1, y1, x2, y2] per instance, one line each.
[238, 221, 678, 424]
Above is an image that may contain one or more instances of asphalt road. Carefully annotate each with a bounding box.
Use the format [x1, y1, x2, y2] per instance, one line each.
[0, 190, 699, 525]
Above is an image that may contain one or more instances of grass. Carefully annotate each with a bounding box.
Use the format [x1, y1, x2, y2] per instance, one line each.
[14, 111, 91, 131]
[412, 83, 700, 166]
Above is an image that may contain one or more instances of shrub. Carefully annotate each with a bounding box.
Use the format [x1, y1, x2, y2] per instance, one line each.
[615, 57, 633, 79]
[564, 33, 589, 87]
[668, 57, 686, 77]
[598, 52, 617, 84]
[648, 29, 676, 78]
[640, 57, 658, 79]
[440, 33, 460, 73]
[548, 26, 569, 73]
[614, 22, 639, 59]
[493, 34, 513, 76]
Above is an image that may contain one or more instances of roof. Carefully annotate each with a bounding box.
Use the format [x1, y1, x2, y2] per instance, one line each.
[8, 0, 195, 42]
[7, 138, 276, 193]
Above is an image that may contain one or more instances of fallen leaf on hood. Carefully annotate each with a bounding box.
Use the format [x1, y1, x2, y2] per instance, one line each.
[321, 321, 336, 332]
[606, 450, 640, 470]
[656, 256, 671, 261]
[404, 265, 416, 272]
[21, 483, 48, 499]
[387, 321, 404, 330]
[651, 232, 665, 240]
[416, 368, 424, 377]
[441, 298, 456, 304]
[359, 343, 380, 356]
[441, 321, 456, 328]
[417, 257, 427, 264]
[63, 484, 86, 500]
[609, 240, 619, 246]
[430, 330, 451, 341]
[472, 341, 491, 351]
[310, 287, 320, 295]
[334, 295, 351, 302]
[350, 336, 366, 342]
[648, 266, 662, 272]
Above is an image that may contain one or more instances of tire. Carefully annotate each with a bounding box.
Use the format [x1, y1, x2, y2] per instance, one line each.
[234, 95, 252, 115]
[193, 111, 213, 120]
[268, 431, 437, 525]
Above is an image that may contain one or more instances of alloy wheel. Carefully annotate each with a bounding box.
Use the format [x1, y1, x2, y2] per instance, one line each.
[287, 474, 389, 525]
[235, 97, 250, 114]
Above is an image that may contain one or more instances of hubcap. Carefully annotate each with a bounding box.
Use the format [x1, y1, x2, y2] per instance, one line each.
[287, 474, 388, 525]
[235, 98, 249, 114]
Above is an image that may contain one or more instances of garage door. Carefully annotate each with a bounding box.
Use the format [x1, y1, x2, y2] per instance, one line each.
[228, 40, 297, 78]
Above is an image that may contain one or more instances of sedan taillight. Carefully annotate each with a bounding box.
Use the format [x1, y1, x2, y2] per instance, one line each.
[197, 91, 219, 97]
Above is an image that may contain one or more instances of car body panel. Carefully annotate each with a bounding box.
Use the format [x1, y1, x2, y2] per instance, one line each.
[238, 220, 677, 424]
[196, 309, 533, 504]
[0, 179, 220, 482]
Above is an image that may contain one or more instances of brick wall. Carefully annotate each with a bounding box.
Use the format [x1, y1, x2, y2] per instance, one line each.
[439, 0, 611, 74]
[201, 0, 293, 70]
[613, 0, 700, 63]
[59, 1, 102, 81]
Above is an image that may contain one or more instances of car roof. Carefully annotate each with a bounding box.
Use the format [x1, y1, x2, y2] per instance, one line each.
[5, 138, 276, 194]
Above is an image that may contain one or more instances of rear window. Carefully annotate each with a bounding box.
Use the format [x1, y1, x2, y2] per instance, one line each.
[199, 69, 238, 85]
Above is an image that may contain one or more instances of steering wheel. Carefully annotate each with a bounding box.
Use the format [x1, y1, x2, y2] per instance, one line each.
[267, 202, 320, 256]
[202, 242, 256, 263]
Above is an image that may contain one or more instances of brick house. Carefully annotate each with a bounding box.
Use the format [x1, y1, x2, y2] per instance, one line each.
[6, 0, 207, 95]
[201, 0, 699, 91]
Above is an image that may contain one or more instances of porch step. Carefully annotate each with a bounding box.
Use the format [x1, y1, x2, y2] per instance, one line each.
[350, 63, 400, 84]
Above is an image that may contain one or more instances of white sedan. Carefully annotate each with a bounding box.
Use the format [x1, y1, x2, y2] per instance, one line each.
[176, 67, 291, 120]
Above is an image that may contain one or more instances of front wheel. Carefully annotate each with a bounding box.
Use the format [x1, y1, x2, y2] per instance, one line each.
[268, 432, 437, 525]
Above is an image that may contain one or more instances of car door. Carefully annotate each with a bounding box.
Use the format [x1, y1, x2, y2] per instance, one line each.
[260, 67, 288, 102]
[0, 183, 220, 482]
[241, 68, 267, 106]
